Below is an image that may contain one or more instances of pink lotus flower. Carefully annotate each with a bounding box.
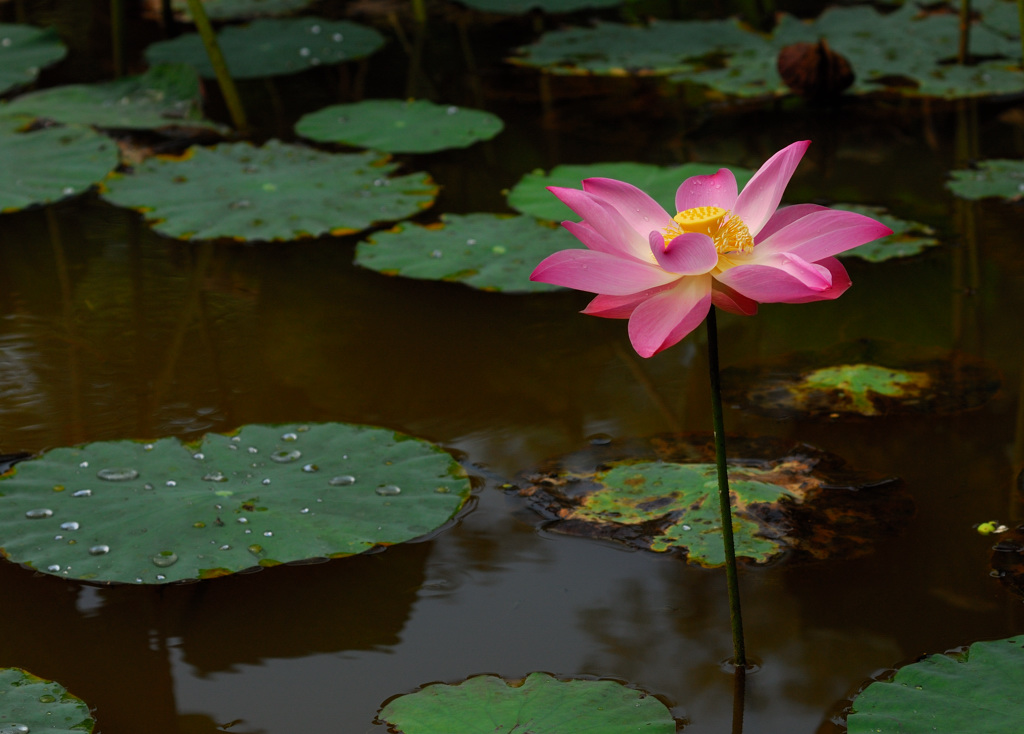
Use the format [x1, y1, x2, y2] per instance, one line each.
[530, 141, 893, 357]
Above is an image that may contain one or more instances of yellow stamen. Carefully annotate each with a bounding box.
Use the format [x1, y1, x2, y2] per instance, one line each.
[662, 206, 754, 256]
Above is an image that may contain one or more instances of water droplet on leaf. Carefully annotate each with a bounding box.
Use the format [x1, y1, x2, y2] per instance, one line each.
[329, 475, 356, 486]
[271, 449, 302, 463]
[88, 544, 110, 556]
[376, 485, 401, 496]
[152, 551, 178, 567]
[97, 467, 138, 481]
[25, 508, 53, 519]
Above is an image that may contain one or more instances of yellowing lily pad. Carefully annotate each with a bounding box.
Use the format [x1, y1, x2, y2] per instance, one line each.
[0, 668, 94, 733]
[515, 434, 909, 567]
[100, 141, 437, 242]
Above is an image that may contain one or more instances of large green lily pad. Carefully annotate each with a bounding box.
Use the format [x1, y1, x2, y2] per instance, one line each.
[0, 63, 222, 132]
[356, 213, 579, 293]
[145, 17, 385, 79]
[0, 122, 119, 213]
[515, 434, 909, 567]
[170, 0, 315, 20]
[0, 24, 68, 96]
[100, 141, 437, 242]
[846, 636, 1024, 733]
[0, 422, 471, 584]
[947, 159, 1024, 200]
[296, 99, 504, 154]
[377, 673, 675, 734]
[0, 668, 94, 733]
[507, 161, 755, 222]
[833, 205, 941, 262]
[723, 341, 1000, 420]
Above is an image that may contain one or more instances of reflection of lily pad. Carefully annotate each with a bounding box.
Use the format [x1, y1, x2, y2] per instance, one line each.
[100, 141, 437, 242]
[0, 422, 471, 584]
[846, 636, 1024, 733]
[170, 0, 314, 20]
[378, 673, 675, 734]
[507, 161, 756, 222]
[0, 24, 68, 96]
[0, 123, 119, 212]
[145, 17, 385, 79]
[296, 99, 504, 154]
[0, 668, 95, 733]
[1, 64, 221, 132]
[356, 213, 579, 293]
[947, 159, 1024, 200]
[723, 341, 1000, 420]
[515, 434, 908, 567]
[833, 204, 941, 262]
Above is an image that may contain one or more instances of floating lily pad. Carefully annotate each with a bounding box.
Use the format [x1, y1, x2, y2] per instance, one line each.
[723, 341, 1000, 420]
[1, 63, 222, 132]
[296, 99, 504, 154]
[356, 213, 579, 293]
[947, 159, 1024, 200]
[457, 0, 624, 13]
[0, 668, 95, 733]
[0, 123, 119, 213]
[507, 161, 756, 222]
[378, 673, 675, 734]
[833, 205, 941, 262]
[100, 141, 437, 242]
[0, 422, 471, 584]
[170, 0, 315, 20]
[0, 24, 68, 96]
[846, 636, 1024, 733]
[515, 434, 908, 567]
[145, 17, 385, 79]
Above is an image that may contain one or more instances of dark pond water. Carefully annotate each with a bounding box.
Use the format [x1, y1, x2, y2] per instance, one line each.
[2, 2, 1024, 732]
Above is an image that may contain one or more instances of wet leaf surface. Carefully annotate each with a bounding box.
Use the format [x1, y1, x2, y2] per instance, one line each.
[0, 423, 471, 584]
[514, 433, 909, 567]
[100, 141, 437, 242]
[356, 213, 579, 292]
[947, 159, 1024, 200]
[377, 672, 675, 733]
[145, 17, 385, 79]
[723, 340, 1000, 420]
[0, 23, 67, 96]
[846, 636, 1024, 733]
[0, 667, 94, 733]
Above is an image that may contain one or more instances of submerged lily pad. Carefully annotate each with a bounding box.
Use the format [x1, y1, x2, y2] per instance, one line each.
[508, 161, 756, 222]
[723, 341, 1000, 420]
[0, 422, 471, 584]
[1, 63, 221, 132]
[0, 24, 68, 96]
[0, 668, 94, 733]
[515, 434, 908, 567]
[378, 672, 675, 734]
[0, 123, 119, 212]
[833, 204, 941, 262]
[296, 99, 504, 154]
[101, 141, 437, 242]
[947, 159, 1024, 200]
[145, 17, 385, 79]
[846, 636, 1024, 733]
[356, 213, 579, 292]
[170, 0, 315, 20]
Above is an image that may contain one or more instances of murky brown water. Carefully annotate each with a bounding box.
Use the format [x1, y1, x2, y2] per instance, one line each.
[2, 3, 1024, 732]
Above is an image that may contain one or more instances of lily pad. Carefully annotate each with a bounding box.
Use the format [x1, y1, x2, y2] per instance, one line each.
[296, 99, 504, 154]
[0, 24, 68, 96]
[356, 213, 579, 293]
[0, 123, 119, 213]
[377, 673, 675, 734]
[0, 668, 95, 733]
[947, 159, 1024, 200]
[846, 636, 1024, 733]
[507, 161, 756, 222]
[0, 422, 471, 584]
[723, 341, 1000, 420]
[515, 434, 909, 567]
[457, 0, 624, 13]
[145, 17, 386, 79]
[833, 204, 942, 262]
[170, 0, 315, 20]
[0, 63, 222, 132]
[100, 141, 437, 242]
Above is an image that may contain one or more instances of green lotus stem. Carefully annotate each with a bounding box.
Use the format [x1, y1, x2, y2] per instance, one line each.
[705, 306, 747, 667]
[183, 0, 248, 133]
[959, 0, 971, 64]
[110, 0, 124, 77]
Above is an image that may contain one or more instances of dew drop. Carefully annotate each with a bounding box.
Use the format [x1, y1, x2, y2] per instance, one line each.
[143, 483, 154, 490]
[97, 467, 138, 481]
[332, 32, 344, 41]
[466, 238, 477, 245]
[143, 443, 154, 450]
[72, 489, 92, 497]
[59, 521, 80, 531]
[310, 24, 321, 33]
[248, 544, 263, 555]
[299, 47, 310, 56]
[38, 694, 56, 703]
[193, 453, 205, 460]
[271, 449, 302, 463]
[88, 544, 110, 556]
[447, 105, 458, 114]
[0, 724, 30, 733]
[46, 565, 61, 573]
[261, 478, 271, 485]
[152, 551, 178, 568]
[682, 524, 692, 531]
[79, 461, 89, 468]
[376, 485, 401, 496]
[281, 432, 299, 441]
[219, 544, 231, 551]
[302, 463, 319, 473]
[25, 508, 53, 519]
[156, 574, 166, 581]
[263, 531, 273, 537]
[166, 480, 177, 487]
[202, 471, 228, 482]
[430, 249, 443, 258]
[300, 507, 310, 514]
[231, 436, 241, 443]
[329, 475, 356, 486]
[238, 517, 248, 524]
[248, 447, 259, 454]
